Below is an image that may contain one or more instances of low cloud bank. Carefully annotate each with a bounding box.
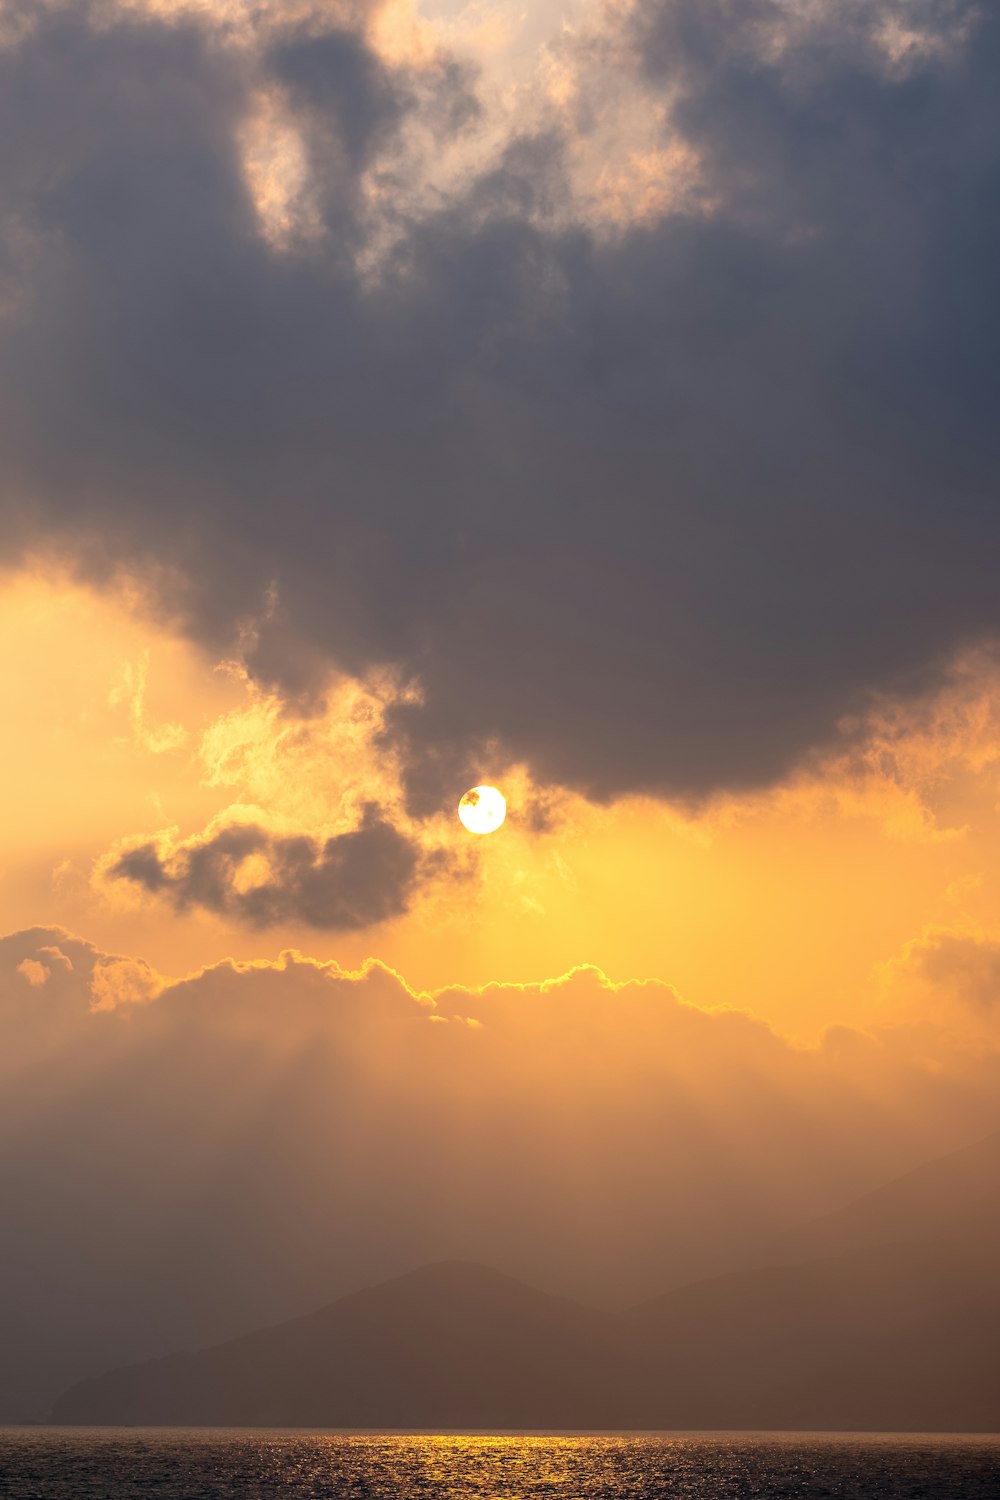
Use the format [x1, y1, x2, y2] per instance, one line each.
[2, 923, 999, 1418]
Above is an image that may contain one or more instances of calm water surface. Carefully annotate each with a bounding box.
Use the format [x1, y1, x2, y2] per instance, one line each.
[0, 1429, 997, 1499]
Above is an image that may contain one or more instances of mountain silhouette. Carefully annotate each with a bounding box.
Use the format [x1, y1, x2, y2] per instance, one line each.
[622, 1129, 1000, 1429]
[51, 1262, 631, 1428]
[760, 1128, 1000, 1265]
[52, 1134, 1000, 1430]
[624, 1240, 1000, 1430]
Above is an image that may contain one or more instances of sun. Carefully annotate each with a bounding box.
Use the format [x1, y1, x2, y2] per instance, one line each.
[458, 785, 507, 835]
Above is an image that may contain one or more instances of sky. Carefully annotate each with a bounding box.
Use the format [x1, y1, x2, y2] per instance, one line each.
[2, 0, 1000, 1417]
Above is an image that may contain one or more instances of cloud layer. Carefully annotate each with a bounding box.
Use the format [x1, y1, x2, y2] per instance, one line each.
[3, 922, 1000, 1418]
[1, 0, 998, 811]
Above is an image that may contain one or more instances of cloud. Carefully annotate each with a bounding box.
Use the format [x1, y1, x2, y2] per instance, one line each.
[0, 0, 998, 809]
[891, 929, 1000, 1017]
[15, 956, 49, 986]
[2, 922, 1000, 1417]
[106, 804, 424, 929]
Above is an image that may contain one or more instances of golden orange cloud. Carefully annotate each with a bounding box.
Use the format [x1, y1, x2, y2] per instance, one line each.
[7, 563, 1000, 1045]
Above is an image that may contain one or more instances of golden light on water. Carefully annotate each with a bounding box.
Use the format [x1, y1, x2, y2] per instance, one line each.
[458, 784, 507, 835]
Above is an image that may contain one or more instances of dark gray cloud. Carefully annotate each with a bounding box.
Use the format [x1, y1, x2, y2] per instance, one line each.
[269, 27, 407, 171]
[109, 807, 421, 929]
[1, 0, 999, 805]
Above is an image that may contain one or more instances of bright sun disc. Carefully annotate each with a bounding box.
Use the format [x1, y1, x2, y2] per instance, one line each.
[458, 785, 507, 835]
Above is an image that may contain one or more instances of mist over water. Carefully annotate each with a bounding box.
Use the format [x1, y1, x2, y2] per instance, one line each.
[1, 1430, 998, 1500]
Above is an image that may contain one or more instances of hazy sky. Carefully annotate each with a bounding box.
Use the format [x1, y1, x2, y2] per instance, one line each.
[2, 0, 1000, 1417]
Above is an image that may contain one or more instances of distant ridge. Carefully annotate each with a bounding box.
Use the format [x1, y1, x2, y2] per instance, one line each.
[624, 1239, 1000, 1431]
[759, 1129, 1000, 1265]
[52, 1262, 629, 1429]
[53, 1137, 1000, 1431]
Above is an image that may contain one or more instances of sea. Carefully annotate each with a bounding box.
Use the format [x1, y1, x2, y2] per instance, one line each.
[1, 1430, 999, 1500]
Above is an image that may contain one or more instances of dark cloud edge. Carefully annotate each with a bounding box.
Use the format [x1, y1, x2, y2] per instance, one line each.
[0, 1, 998, 809]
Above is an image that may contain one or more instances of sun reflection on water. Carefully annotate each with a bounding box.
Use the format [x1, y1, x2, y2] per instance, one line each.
[3, 1429, 998, 1499]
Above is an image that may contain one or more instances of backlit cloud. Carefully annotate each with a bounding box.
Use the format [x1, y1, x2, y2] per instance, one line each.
[885, 928, 1000, 1025]
[106, 805, 425, 929]
[0, 0, 997, 809]
[2, 922, 999, 1419]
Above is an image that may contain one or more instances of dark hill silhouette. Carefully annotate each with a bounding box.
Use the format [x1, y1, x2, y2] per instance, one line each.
[618, 1130, 1000, 1430]
[52, 1135, 1000, 1430]
[51, 1262, 632, 1428]
[623, 1241, 1000, 1431]
[759, 1129, 1000, 1266]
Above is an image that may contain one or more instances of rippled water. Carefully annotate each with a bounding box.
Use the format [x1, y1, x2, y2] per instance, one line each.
[0, 1429, 998, 1499]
